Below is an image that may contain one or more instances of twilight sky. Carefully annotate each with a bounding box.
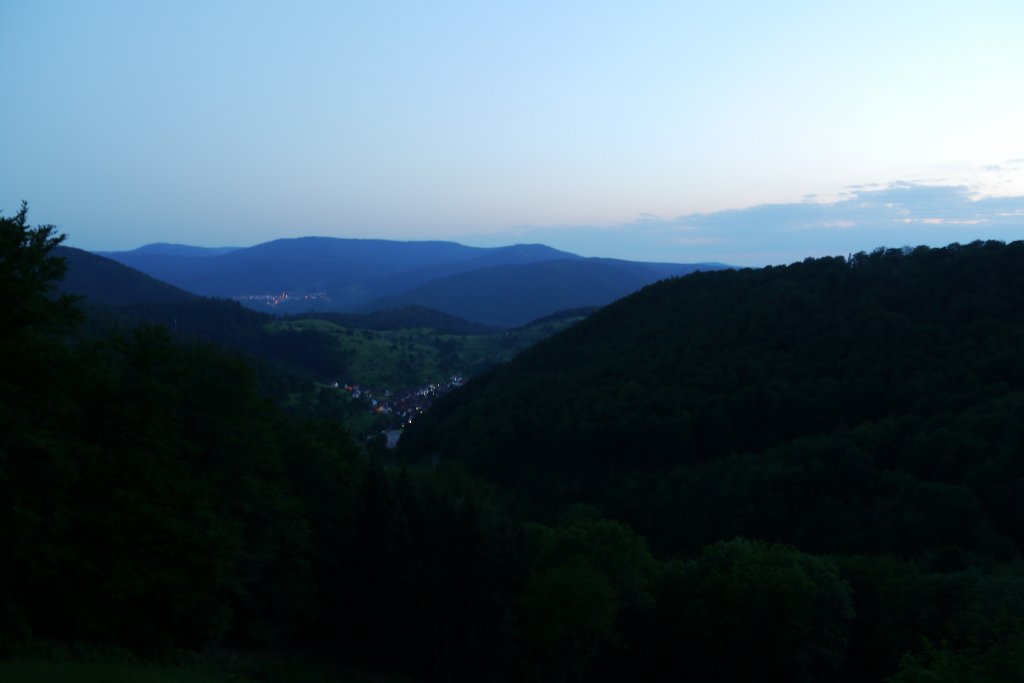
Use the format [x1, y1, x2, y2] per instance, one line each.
[2, 1, 1022, 266]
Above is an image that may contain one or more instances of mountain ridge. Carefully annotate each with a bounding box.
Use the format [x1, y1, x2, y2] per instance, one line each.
[97, 236, 725, 325]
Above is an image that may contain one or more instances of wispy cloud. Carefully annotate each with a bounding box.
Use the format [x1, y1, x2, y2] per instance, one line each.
[654, 183, 1024, 265]
[470, 181, 1024, 266]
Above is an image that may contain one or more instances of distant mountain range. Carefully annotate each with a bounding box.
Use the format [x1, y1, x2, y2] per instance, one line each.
[97, 237, 726, 327]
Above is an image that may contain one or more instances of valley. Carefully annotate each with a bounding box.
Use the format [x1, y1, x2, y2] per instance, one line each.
[273, 312, 588, 438]
[272, 313, 586, 389]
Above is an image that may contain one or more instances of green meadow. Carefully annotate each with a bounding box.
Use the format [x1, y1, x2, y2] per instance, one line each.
[269, 315, 583, 390]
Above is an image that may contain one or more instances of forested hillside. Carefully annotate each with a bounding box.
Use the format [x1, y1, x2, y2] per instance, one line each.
[401, 240, 1024, 680]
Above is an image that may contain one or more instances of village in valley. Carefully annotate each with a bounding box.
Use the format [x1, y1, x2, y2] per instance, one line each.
[331, 374, 466, 447]
[264, 310, 590, 449]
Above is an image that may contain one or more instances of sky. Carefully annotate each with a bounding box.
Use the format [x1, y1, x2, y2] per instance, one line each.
[2, 0, 1022, 266]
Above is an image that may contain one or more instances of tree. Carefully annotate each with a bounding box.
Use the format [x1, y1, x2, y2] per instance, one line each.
[0, 201, 79, 336]
[516, 559, 619, 681]
[514, 512, 657, 680]
[0, 204, 83, 648]
[648, 539, 854, 682]
[0, 201, 82, 471]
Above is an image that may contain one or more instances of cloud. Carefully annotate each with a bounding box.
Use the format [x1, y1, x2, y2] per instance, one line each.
[472, 181, 1024, 267]
[655, 183, 1024, 265]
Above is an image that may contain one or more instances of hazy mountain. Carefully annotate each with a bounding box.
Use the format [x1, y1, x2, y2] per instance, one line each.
[361, 257, 724, 327]
[97, 237, 576, 303]
[97, 236, 726, 325]
[356, 243, 583, 300]
[115, 243, 241, 257]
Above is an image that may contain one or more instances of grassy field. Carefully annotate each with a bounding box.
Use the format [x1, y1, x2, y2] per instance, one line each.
[268, 316, 584, 390]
